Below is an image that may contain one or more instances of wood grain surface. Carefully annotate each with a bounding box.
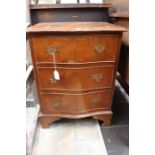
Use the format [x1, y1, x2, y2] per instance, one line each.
[27, 22, 125, 127]
[27, 22, 127, 33]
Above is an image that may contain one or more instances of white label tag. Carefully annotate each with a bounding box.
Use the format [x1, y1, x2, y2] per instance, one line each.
[53, 70, 60, 80]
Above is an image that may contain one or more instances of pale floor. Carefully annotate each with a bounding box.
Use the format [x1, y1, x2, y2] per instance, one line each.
[32, 118, 108, 155]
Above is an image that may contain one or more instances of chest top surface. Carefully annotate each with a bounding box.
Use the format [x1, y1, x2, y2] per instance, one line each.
[27, 22, 126, 33]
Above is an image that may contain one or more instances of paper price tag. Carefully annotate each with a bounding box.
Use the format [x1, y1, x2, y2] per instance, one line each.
[53, 70, 60, 80]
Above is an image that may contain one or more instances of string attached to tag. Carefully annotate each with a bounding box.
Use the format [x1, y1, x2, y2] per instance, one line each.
[52, 53, 60, 81]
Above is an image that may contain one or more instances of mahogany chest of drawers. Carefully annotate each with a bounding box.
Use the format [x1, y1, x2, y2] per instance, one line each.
[27, 22, 126, 128]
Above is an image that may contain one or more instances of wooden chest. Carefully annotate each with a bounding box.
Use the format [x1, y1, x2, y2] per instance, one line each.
[27, 22, 126, 128]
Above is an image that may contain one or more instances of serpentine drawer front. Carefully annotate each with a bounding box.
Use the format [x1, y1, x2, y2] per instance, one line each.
[27, 22, 126, 128]
[37, 66, 114, 90]
[32, 35, 119, 63]
[40, 91, 112, 113]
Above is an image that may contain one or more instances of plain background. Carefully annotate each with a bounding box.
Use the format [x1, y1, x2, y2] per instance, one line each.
[0, 0, 155, 155]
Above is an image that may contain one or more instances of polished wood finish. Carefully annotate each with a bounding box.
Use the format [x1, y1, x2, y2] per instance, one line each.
[37, 66, 114, 90]
[27, 22, 126, 127]
[31, 34, 119, 63]
[27, 22, 126, 33]
[39, 110, 112, 128]
[40, 90, 112, 113]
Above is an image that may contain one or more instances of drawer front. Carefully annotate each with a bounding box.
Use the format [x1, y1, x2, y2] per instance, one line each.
[32, 35, 119, 63]
[40, 91, 112, 113]
[37, 66, 114, 91]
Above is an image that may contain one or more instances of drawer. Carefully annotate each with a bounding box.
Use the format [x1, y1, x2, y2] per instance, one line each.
[37, 65, 114, 91]
[32, 35, 119, 63]
[40, 91, 112, 113]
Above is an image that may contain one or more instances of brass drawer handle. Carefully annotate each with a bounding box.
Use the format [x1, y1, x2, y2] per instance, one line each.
[47, 46, 57, 55]
[51, 99, 61, 106]
[95, 44, 106, 53]
[92, 73, 103, 82]
[91, 97, 101, 104]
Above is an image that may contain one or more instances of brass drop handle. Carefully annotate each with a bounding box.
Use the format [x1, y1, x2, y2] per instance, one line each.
[47, 46, 60, 81]
[51, 99, 61, 106]
[47, 46, 57, 55]
[91, 97, 101, 104]
[95, 44, 106, 53]
[92, 73, 103, 82]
